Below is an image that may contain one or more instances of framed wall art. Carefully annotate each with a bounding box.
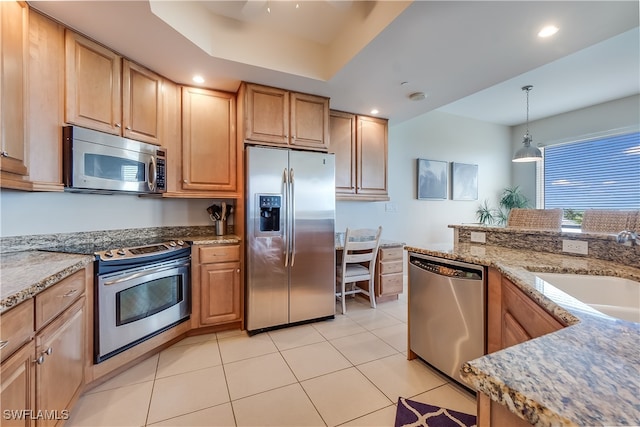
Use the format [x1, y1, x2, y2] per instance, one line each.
[451, 162, 478, 201]
[417, 159, 448, 200]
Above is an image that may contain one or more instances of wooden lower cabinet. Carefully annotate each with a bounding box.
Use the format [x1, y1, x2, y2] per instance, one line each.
[0, 341, 36, 427]
[35, 297, 84, 427]
[375, 245, 404, 300]
[192, 244, 242, 328]
[478, 268, 566, 426]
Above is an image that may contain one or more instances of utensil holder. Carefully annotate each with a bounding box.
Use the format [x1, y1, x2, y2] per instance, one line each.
[215, 220, 226, 236]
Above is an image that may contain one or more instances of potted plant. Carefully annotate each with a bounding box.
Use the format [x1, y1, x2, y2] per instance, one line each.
[476, 186, 530, 225]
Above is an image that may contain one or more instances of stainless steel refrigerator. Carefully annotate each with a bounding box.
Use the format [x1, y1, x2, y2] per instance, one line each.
[246, 146, 336, 333]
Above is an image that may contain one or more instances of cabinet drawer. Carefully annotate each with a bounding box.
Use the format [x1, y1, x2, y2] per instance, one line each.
[0, 301, 34, 362]
[35, 270, 85, 330]
[199, 245, 240, 264]
[378, 260, 403, 275]
[378, 273, 403, 295]
[378, 246, 403, 261]
[501, 278, 564, 340]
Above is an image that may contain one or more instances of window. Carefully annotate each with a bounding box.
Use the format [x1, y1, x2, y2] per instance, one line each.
[540, 131, 640, 225]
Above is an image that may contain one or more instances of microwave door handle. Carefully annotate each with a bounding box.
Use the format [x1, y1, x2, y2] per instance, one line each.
[148, 156, 157, 192]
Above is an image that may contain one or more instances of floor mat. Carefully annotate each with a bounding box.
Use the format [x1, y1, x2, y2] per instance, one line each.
[394, 397, 477, 427]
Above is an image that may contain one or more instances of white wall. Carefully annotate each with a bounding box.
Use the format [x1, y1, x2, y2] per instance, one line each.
[0, 190, 216, 237]
[511, 94, 640, 203]
[1, 110, 514, 242]
[336, 110, 512, 247]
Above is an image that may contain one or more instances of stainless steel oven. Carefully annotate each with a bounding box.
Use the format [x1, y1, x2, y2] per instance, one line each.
[94, 241, 191, 363]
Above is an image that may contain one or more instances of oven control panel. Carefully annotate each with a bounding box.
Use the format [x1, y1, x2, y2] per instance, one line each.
[95, 240, 189, 262]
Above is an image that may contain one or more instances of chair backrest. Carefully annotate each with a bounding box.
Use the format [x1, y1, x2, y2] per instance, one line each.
[341, 226, 383, 270]
[582, 209, 640, 233]
[507, 208, 563, 231]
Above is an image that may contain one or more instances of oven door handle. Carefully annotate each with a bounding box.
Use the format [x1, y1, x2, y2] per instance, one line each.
[102, 262, 190, 286]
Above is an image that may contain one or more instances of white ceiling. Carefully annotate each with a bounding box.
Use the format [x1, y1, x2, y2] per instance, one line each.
[30, 1, 640, 127]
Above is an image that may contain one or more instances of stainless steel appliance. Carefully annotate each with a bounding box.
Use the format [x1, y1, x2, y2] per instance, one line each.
[246, 146, 335, 333]
[94, 241, 190, 362]
[63, 125, 166, 194]
[408, 252, 485, 387]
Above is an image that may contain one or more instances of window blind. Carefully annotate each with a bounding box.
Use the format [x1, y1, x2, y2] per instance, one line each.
[544, 132, 640, 210]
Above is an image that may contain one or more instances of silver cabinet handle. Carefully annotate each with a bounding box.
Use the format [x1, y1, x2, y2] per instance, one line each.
[63, 289, 78, 298]
[43, 347, 53, 356]
[0, 340, 9, 350]
[115, 123, 121, 128]
[34, 355, 45, 365]
[126, 126, 132, 130]
[0, 151, 8, 157]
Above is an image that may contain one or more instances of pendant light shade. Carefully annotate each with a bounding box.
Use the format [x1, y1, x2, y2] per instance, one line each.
[512, 85, 542, 162]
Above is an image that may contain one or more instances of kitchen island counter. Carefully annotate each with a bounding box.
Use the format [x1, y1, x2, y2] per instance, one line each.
[405, 242, 640, 427]
[0, 250, 93, 313]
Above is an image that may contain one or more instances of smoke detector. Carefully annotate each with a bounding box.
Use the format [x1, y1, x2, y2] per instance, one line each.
[409, 92, 426, 101]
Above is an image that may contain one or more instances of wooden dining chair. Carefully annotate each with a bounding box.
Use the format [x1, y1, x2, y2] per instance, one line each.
[336, 226, 383, 314]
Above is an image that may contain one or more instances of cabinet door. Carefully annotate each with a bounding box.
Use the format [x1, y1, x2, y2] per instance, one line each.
[199, 261, 241, 325]
[290, 92, 329, 150]
[244, 84, 289, 145]
[65, 30, 121, 134]
[501, 278, 564, 349]
[0, 341, 35, 427]
[182, 87, 237, 192]
[122, 60, 162, 145]
[356, 115, 388, 198]
[25, 10, 64, 190]
[329, 111, 356, 194]
[35, 297, 84, 427]
[0, 0, 28, 176]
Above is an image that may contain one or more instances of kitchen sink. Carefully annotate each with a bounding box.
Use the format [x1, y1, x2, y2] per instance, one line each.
[535, 273, 640, 323]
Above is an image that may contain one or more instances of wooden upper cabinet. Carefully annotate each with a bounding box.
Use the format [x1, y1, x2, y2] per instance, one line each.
[65, 30, 121, 135]
[290, 91, 329, 150]
[328, 111, 356, 194]
[122, 59, 162, 144]
[65, 31, 162, 145]
[244, 83, 289, 145]
[0, 0, 29, 177]
[329, 111, 389, 201]
[241, 82, 329, 151]
[357, 115, 388, 198]
[181, 86, 237, 194]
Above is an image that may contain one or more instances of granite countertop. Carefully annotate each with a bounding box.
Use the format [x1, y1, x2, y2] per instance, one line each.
[0, 251, 94, 314]
[405, 242, 640, 426]
[0, 234, 240, 315]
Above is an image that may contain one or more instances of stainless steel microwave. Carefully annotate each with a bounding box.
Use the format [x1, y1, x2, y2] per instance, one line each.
[63, 126, 166, 194]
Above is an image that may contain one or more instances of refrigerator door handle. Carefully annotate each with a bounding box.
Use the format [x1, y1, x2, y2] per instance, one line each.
[290, 168, 296, 267]
[283, 167, 289, 267]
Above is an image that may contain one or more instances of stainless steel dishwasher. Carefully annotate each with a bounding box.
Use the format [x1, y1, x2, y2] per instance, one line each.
[408, 252, 485, 387]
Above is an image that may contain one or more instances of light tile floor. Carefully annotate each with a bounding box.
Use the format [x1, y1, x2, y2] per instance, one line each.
[67, 293, 476, 427]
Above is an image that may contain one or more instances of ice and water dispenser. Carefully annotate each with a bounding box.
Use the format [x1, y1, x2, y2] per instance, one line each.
[258, 195, 281, 233]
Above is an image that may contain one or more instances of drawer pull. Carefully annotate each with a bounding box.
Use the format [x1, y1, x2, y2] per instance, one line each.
[34, 355, 45, 365]
[43, 347, 53, 356]
[62, 289, 78, 298]
[0, 340, 9, 350]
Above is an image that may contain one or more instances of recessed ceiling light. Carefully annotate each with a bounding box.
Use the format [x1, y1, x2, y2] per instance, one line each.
[538, 25, 559, 38]
[192, 75, 205, 84]
[370, 109, 379, 115]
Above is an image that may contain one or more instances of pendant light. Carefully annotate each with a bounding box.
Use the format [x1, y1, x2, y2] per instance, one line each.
[512, 85, 542, 162]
